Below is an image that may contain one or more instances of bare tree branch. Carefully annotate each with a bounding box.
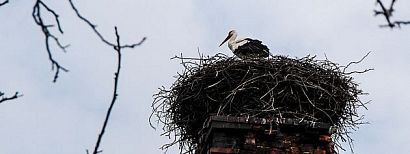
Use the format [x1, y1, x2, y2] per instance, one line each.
[375, 0, 410, 28]
[342, 51, 372, 73]
[0, 0, 9, 6]
[91, 27, 123, 154]
[32, 0, 69, 82]
[28, 0, 145, 83]
[68, 0, 146, 49]
[3, 1, 146, 152]
[374, 0, 395, 27]
[0, 91, 22, 104]
[34, 1, 147, 153]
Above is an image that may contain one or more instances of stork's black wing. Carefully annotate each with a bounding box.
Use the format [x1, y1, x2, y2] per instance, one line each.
[235, 38, 269, 59]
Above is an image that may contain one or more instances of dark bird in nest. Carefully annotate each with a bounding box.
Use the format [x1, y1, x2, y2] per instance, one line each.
[219, 30, 270, 59]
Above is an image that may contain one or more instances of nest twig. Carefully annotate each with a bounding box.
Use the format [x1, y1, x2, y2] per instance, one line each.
[151, 53, 371, 153]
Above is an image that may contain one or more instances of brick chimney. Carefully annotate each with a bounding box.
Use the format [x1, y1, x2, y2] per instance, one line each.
[196, 116, 335, 154]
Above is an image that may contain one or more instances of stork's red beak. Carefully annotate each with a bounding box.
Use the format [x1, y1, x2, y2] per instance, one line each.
[219, 33, 231, 47]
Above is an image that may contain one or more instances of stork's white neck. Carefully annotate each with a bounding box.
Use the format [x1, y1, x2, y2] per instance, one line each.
[228, 32, 238, 51]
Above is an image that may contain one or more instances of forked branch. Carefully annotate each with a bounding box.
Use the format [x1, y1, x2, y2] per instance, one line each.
[32, 0, 69, 82]
[375, 0, 410, 28]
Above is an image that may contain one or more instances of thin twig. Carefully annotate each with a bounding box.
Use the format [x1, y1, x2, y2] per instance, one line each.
[91, 27, 122, 154]
[68, 0, 146, 49]
[342, 51, 372, 73]
[0, 91, 22, 103]
[0, 0, 8, 6]
[394, 21, 410, 28]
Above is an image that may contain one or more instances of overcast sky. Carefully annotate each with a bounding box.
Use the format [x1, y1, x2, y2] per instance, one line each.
[1, 0, 410, 153]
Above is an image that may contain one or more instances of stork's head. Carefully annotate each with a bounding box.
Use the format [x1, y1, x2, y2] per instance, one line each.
[219, 30, 237, 47]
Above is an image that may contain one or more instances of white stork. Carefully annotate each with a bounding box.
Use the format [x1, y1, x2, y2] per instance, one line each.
[219, 30, 269, 59]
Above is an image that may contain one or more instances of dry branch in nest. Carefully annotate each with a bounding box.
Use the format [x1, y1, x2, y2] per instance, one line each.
[151, 53, 370, 153]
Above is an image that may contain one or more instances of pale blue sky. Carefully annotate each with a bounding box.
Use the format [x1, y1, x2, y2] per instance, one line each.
[1, 0, 410, 153]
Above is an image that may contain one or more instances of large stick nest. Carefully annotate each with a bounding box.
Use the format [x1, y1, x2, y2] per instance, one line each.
[151, 53, 370, 153]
